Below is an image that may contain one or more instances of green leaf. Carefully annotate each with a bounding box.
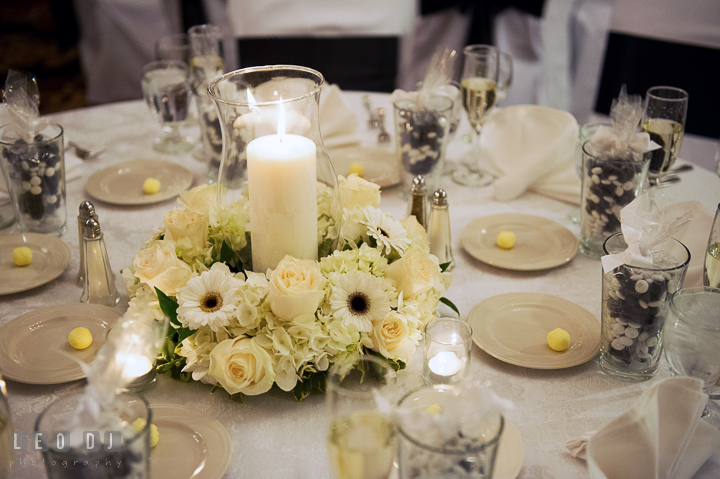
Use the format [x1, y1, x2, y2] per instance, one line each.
[439, 261, 452, 272]
[155, 287, 179, 327]
[229, 392, 246, 403]
[292, 370, 327, 402]
[439, 297, 460, 317]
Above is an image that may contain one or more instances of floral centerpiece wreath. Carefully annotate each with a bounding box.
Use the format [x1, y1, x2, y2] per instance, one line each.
[123, 174, 455, 401]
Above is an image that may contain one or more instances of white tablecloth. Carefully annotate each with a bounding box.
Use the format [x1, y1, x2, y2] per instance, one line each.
[2, 92, 720, 479]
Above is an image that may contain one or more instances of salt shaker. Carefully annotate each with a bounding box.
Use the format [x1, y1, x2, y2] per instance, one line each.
[407, 175, 428, 228]
[75, 201, 98, 286]
[427, 189, 454, 270]
[80, 218, 120, 307]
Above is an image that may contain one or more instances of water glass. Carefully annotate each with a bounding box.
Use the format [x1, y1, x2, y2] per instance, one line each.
[141, 60, 192, 154]
[397, 385, 503, 479]
[423, 318, 472, 386]
[154, 33, 190, 63]
[34, 391, 151, 479]
[642, 86, 688, 180]
[579, 141, 650, 259]
[0, 123, 66, 235]
[704, 203, 720, 288]
[393, 95, 453, 197]
[599, 233, 691, 382]
[326, 356, 397, 479]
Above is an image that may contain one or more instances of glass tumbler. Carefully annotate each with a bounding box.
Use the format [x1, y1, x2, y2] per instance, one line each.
[423, 318, 472, 386]
[393, 95, 453, 198]
[579, 141, 650, 259]
[397, 384, 503, 479]
[599, 233, 691, 382]
[0, 123, 66, 235]
[34, 391, 151, 479]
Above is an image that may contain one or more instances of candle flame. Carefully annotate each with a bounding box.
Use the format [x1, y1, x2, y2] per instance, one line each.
[277, 96, 286, 139]
[247, 88, 260, 113]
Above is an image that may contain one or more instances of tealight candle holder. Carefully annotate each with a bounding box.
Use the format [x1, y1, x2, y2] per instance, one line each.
[423, 318, 472, 385]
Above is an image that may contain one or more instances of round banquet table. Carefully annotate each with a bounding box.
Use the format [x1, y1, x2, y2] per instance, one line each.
[1, 92, 719, 479]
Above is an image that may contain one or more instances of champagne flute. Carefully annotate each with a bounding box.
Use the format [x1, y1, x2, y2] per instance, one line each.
[141, 60, 193, 154]
[496, 50, 514, 105]
[705, 203, 720, 288]
[642, 86, 688, 182]
[326, 356, 398, 479]
[452, 44, 499, 187]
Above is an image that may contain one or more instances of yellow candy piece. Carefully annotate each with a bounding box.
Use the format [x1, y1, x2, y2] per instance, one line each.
[143, 177, 161, 195]
[12, 247, 32, 266]
[547, 328, 571, 352]
[496, 231, 516, 249]
[426, 404, 442, 415]
[68, 327, 93, 350]
[133, 418, 159, 447]
[348, 162, 364, 177]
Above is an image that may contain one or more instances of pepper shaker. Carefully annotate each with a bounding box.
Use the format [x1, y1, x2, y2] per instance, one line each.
[427, 189, 454, 270]
[76, 201, 98, 286]
[407, 175, 428, 228]
[80, 218, 120, 307]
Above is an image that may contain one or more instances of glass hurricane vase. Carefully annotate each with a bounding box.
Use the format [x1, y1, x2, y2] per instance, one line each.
[207, 65, 341, 273]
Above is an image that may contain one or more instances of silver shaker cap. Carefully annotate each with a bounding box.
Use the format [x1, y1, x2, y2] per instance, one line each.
[432, 189, 448, 206]
[83, 218, 102, 239]
[78, 201, 98, 221]
[411, 175, 427, 194]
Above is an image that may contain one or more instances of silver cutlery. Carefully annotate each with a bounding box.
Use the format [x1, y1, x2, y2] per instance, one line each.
[66, 141, 105, 160]
[668, 164, 693, 174]
[362, 95, 381, 129]
[655, 175, 681, 187]
[376, 108, 391, 143]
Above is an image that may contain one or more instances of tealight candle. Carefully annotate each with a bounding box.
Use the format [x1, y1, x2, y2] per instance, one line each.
[423, 318, 473, 385]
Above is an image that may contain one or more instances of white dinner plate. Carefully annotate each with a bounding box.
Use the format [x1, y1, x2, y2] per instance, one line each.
[328, 145, 400, 187]
[495, 419, 525, 479]
[0, 233, 71, 295]
[85, 159, 194, 205]
[0, 303, 122, 384]
[460, 213, 578, 271]
[150, 404, 231, 479]
[468, 293, 601, 369]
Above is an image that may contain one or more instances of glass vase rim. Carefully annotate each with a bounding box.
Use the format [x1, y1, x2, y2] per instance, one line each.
[396, 384, 504, 454]
[188, 23, 223, 37]
[602, 232, 691, 272]
[581, 139, 648, 164]
[424, 318, 472, 345]
[207, 65, 325, 108]
[33, 390, 151, 448]
[463, 44, 498, 57]
[393, 95, 454, 113]
[669, 286, 720, 329]
[645, 86, 689, 101]
[142, 59, 188, 74]
[0, 122, 63, 146]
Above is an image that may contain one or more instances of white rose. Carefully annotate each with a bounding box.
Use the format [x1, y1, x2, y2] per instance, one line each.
[133, 240, 192, 296]
[339, 174, 381, 210]
[371, 312, 418, 362]
[385, 245, 438, 299]
[400, 215, 430, 252]
[163, 208, 208, 249]
[209, 337, 275, 395]
[268, 256, 326, 321]
[179, 184, 219, 217]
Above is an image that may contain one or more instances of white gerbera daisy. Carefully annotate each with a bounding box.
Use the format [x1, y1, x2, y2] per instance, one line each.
[330, 270, 391, 332]
[177, 269, 243, 332]
[360, 206, 411, 255]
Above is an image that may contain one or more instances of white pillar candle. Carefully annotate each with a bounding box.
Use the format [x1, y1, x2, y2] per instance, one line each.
[428, 351, 463, 376]
[247, 133, 318, 273]
[117, 354, 153, 380]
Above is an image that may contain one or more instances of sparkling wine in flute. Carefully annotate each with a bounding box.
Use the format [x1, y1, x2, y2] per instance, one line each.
[461, 77, 497, 130]
[191, 55, 224, 91]
[142, 68, 190, 123]
[327, 411, 396, 479]
[642, 118, 684, 174]
[705, 242, 720, 288]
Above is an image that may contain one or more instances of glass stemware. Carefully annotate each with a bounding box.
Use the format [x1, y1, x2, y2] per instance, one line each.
[664, 287, 720, 427]
[705, 203, 720, 288]
[642, 86, 688, 183]
[326, 356, 398, 479]
[496, 50, 514, 106]
[141, 60, 193, 154]
[452, 44, 500, 188]
[154, 33, 190, 63]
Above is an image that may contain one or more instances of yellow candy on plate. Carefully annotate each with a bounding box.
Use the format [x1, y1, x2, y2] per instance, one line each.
[12, 247, 33, 266]
[426, 404, 442, 415]
[133, 418, 159, 447]
[68, 327, 93, 350]
[496, 231, 516, 249]
[348, 162, 364, 177]
[143, 177, 161, 195]
[547, 328, 571, 352]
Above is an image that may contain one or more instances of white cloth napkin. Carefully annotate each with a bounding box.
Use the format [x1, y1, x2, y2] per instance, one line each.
[477, 105, 580, 204]
[565, 377, 720, 479]
[320, 84, 360, 149]
[668, 201, 715, 287]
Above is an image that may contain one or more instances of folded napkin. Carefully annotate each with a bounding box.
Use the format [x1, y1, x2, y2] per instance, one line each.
[566, 377, 720, 479]
[477, 105, 580, 204]
[320, 84, 360, 149]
